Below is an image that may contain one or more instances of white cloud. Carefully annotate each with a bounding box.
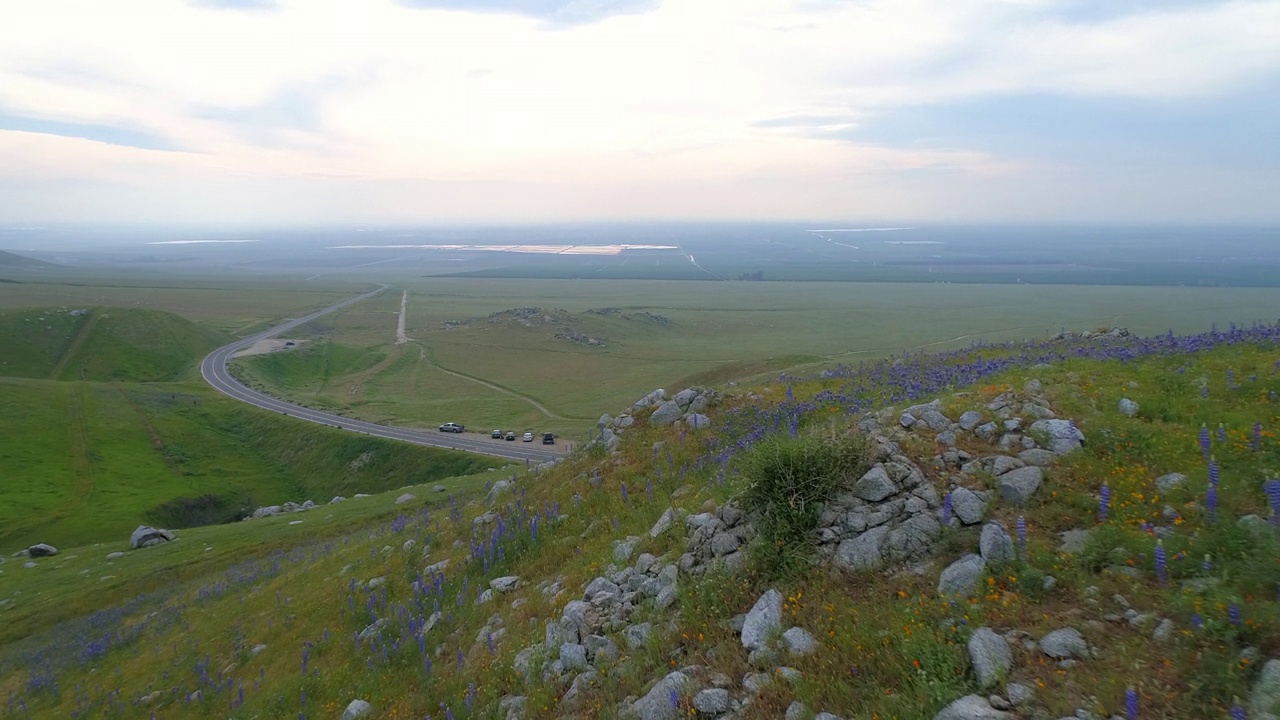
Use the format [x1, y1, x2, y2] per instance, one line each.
[0, 0, 1277, 225]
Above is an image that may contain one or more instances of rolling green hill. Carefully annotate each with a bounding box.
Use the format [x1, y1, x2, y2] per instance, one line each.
[0, 306, 229, 382]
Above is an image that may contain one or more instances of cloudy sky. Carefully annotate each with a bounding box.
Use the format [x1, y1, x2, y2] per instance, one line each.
[2, 0, 1278, 227]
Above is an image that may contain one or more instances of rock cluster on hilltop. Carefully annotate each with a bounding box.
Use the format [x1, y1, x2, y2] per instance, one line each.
[593, 387, 721, 452]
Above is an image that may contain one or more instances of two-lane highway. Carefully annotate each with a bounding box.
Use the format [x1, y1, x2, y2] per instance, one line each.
[200, 285, 564, 464]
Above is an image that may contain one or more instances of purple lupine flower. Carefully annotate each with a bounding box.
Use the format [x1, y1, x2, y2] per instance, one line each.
[1125, 687, 1138, 719]
[1191, 612, 1203, 629]
[612, 517, 619, 533]
[620, 482, 630, 505]
[1099, 484, 1111, 521]
[1263, 479, 1280, 523]
[1218, 423, 1227, 442]
[1228, 603, 1241, 625]
[1154, 540, 1167, 586]
[1017, 516, 1027, 557]
[647, 478, 653, 501]
[1253, 423, 1262, 450]
[466, 682, 476, 709]
[1200, 424, 1211, 457]
[487, 632, 494, 654]
[941, 492, 952, 526]
[1203, 554, 1212, 572]
[786, 384, 793, 403]
[1232, 703, 1246, 720]
[1209, 459, 1219, 488]
[669, 688, 679, 708]
[301, 645, 308, 674]
[1207, 484, 1218, 524]
[457, 649, 464, 668]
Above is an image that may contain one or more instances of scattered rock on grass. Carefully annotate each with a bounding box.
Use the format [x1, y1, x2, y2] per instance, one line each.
[342, 699, 373, 720]
[741, 589, 783, 650]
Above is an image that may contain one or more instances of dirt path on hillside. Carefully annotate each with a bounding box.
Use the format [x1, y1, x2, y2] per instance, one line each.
[396, 291, 409, 344]
[50, 310, 101, 381]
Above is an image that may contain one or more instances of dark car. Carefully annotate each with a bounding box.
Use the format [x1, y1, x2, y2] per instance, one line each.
[505, 431, 516, 441]
[439, 422, 464, 433]
[542, 432, 555, 445]
[491, 429, 503, 438]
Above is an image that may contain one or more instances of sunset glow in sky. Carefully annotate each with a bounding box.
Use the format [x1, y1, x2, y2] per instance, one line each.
[3, 0, 1279, 227]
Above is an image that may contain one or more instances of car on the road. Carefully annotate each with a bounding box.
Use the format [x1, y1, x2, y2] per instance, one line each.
[491, 429, 503, 438]
[439, 422, 465, 433]
[542, 432, 555, 445]
[505, 431, 516, 441]
[522, 432, 534, 442]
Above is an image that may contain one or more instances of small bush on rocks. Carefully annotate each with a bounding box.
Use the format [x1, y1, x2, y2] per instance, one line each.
[736, 428, 870, 578]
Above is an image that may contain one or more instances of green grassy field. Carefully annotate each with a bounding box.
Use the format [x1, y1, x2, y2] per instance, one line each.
[233, 278, 1280, 439]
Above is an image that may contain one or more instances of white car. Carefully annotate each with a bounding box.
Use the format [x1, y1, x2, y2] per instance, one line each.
[522, 432, 534, 442]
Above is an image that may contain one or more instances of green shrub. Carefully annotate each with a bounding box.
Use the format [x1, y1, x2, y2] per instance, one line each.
[736, 427, 870, 578]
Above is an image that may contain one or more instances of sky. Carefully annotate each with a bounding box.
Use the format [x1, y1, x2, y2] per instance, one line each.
[1, 0, 1278, 228]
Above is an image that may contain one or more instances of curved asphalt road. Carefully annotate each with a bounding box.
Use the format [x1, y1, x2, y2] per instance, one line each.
[200, 285, 564, 464]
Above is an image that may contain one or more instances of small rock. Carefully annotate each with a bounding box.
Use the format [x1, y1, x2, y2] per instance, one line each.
[1155, 473, 1187, 492]
[1058, 529, 1089, 553]
[342, 699, 373, 720]
[694, 688, 730, 714]
[395, 493, 416, 505]
[1118, 398, 1139, 417]
[629, 671, 690, 720]
[950, 488, 987, 525]
[782, 627, 818, 656]
[741, 588, 783, 650]
[853, 465, 898, 502]
[650, 507, 677, 538]
[559, 643, 587, 671]
[491, 576, 520, 593]
[27, 543, 58, 557]
[938, 554, 986, 597]
[933, 694, 1012, 720]
[1005, 683, 1033, 706]
[130, 526, 175, 549]
[979, 523, 1015, 565]
[1251, 659, 1280, 718]
[1039, 628, 1087, 659]
[968, 627, 1012, 689]
[998, 466, 1044, 505]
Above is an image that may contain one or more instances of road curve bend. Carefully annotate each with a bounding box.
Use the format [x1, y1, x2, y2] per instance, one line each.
[200, 285, 564, 464]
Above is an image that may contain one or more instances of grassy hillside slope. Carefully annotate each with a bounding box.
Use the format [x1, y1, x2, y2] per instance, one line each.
[3, 326, 1279, 719]
[0, 379, 504, 550]
[0, 307, 229, 381]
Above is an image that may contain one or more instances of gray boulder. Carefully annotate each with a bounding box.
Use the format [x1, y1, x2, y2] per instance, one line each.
[741, 588, 783, 650]
[650, 508, 677, 538]
[1039, 628, 1087, 659]
[852, 465, 898, 502]
[560, 643, 588, 671]
[624, 623, 652, 650]
[933, 695, 1011, 720]
[967, 627, 1012, 689]
[693, 688, 730, 714]
[958, 410, 984, 431]
[979, 524, 1015, 565]
[686, 413, 711, 429]
[628, 671, 691, 720]
[1118, 398, 1139, 417]
[782, 627, 818, 656]
[27, 543, 59, 557]
[673, 388, 699, 409]
[1251, 659, 1280, 718]
[950, 488, 986, 525]
[1028, 419, 1085, 454]
[130, 526, 174, 550]
[490, 576, 520, 593]
[921, 410, 953, 432]
[395, 493, 416, 505]
[1017, 449, 1057, 467]
[938, 554, 986, 597]
[998, 466, 1044, 505]
[649, 400, 684, 426]
[342, 699, 374, 720]
[887, 513, 941, 560]
[835, 526, 890, 571]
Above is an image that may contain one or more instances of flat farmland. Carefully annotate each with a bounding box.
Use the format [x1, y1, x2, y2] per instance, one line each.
[0, 274, 369, 335]
[232, 278, 1280, 434]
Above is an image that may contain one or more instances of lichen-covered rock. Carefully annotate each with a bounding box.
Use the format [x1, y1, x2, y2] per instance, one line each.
[998, 466, 1043, 505]
[933, 695, 1011, 720]
[649, 400, 684, 426]
[938, 554, 986, 597]
[1039, 628, 1087, 659]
